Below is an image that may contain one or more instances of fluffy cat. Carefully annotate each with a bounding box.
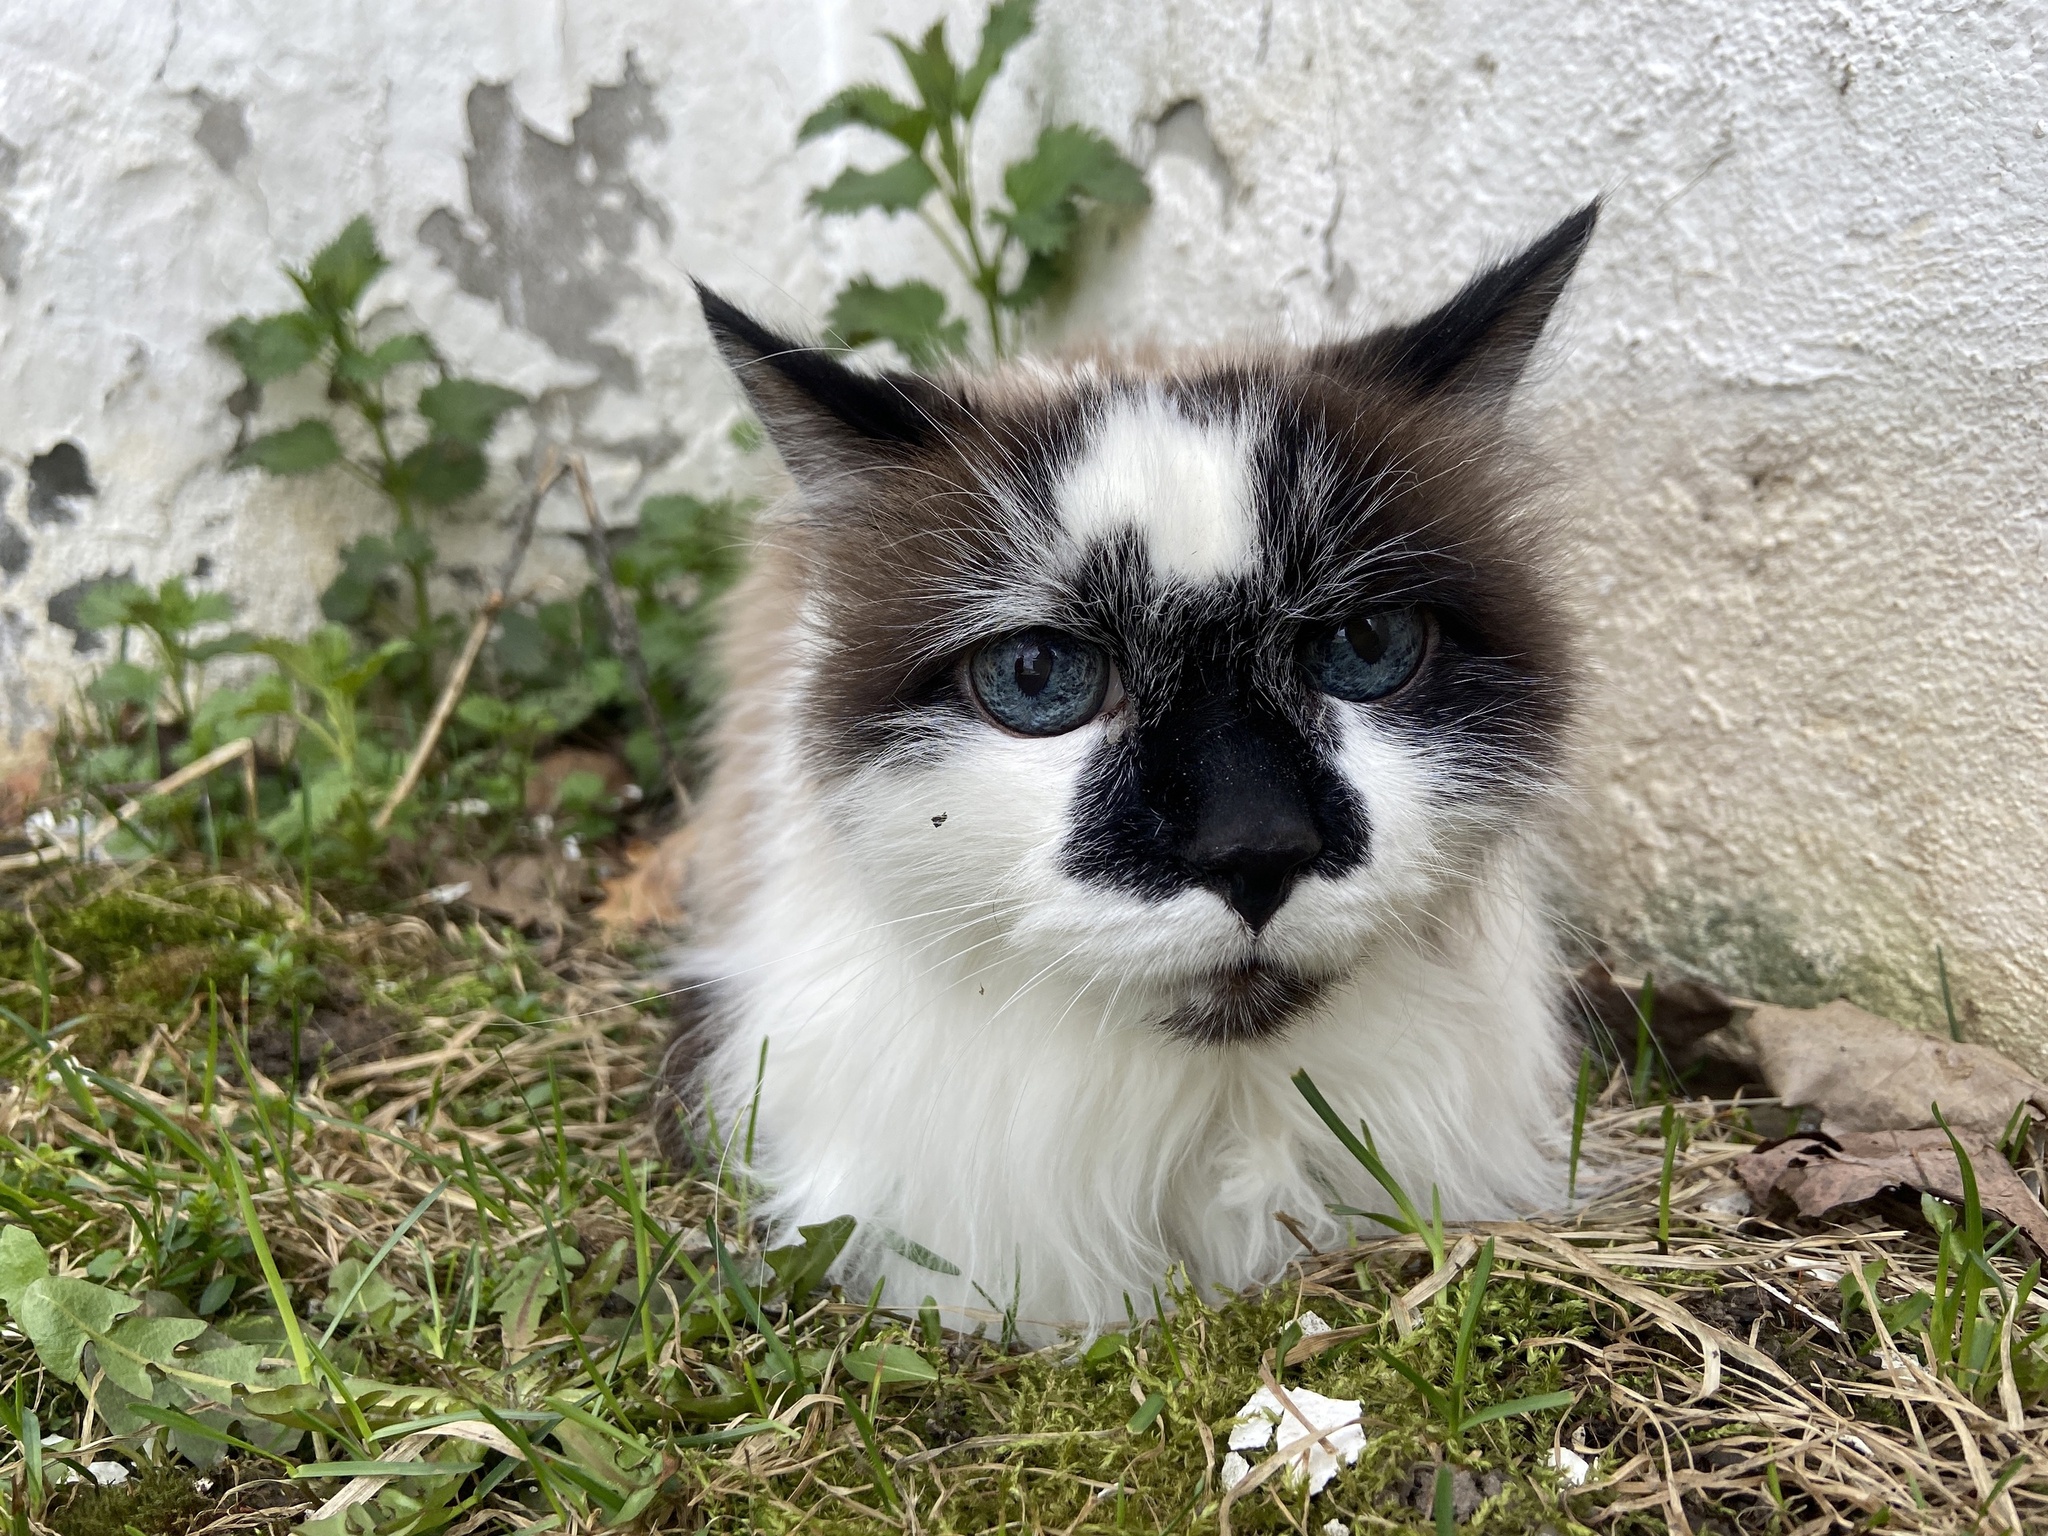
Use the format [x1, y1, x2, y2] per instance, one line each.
[664, 202, 1597, 1333]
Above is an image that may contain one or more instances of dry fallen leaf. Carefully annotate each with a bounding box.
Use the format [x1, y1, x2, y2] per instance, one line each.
[438, 852, 584, 931]
[593, 821, 695, 933]
[524, 747, 635, 815]
[1743, 999, 2048, 1136]
[1735, 1127, 2048, 1252]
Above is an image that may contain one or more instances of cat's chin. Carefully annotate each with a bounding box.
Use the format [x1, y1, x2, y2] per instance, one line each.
[1157, 960, 1327, 1046]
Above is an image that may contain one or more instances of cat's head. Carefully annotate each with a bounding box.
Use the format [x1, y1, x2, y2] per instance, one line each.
[700, 203, 1594, 1043]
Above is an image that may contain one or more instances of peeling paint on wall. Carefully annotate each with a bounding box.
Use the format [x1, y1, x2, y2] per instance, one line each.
[0, 136, 24, 294]
[26, 443, 96, 528]
[189, 90, 251, 173]
[45, 569, 129, 656]
[0, 607, 44, 749]
[419, 58, 670, 390]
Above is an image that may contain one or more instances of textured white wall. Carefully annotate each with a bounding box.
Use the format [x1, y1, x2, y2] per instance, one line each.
[3, 2, 2044, 1062]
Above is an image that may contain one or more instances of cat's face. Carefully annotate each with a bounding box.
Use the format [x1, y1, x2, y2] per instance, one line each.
[703, 204, 1592, 1043]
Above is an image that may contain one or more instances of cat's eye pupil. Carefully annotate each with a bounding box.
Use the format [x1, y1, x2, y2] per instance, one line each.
[970, 628, 1110, 736]
[1343, 615, 1389, 664]
[1015, 640, 1055, 697]
[1307, 605, 1428, 703]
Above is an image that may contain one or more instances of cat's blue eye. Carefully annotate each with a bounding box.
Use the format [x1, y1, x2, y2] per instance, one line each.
[1307, 607, 1430, 702]
[969, 628, 1111, 736]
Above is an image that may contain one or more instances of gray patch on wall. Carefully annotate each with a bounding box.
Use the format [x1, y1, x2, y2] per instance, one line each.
[1151, 99, 1239, 208]
[28, 442, 97, 527]
[190, 90, 251, 173]
[0, 468, 26, 578]
[47, 568, 131, 655]
[0, 607, 40, 748]
[420, 58, 671, 390]
[0, 136, 26, 294]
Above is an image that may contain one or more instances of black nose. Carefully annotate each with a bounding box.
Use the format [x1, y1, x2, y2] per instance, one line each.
[1175, 719, 1324, 931]
[1186, 802, 1322, 931]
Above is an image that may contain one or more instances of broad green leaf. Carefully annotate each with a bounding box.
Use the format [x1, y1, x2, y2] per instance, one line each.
[232, 419, 342, 476]
[209, 311, 324, 385]
[1126, 1390, 1167, 1433]
[808, 155, 939, 216]
[998, 247, 1064, 311]
[187, 630, 262, 663]
[321, 535, 395, 624]
[391, 438, 487, 506]
[14, 1276, 140, 1385]
[85, 660, 160, 711]
[827, 278, 968, 368]
[961, 0, 1036, 114]
[492, 1255, 559, 1362]
[417, 378, 525, 447]
[1460, 1389, 1576, 1430]
[799, 84, 928, 150]
[95, 1314, 208, 1399]
[842, 1342, 939, 1385]
[74, 578, 151, 631]
[172, 1343, 272, 1398]
[0, 1226, 49, 1312]
[878, 1229, 961, 1275]
[259, 764, 356, 846]
[299, 216, 387, 318]
[764, 1215, 856, 1308]
[888, 21, 958, 119]
[334, 332, 436, 384]
[996, 125, 1151, 256]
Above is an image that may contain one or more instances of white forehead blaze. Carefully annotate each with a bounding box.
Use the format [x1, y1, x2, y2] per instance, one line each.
[1053, 389, 1260, 582]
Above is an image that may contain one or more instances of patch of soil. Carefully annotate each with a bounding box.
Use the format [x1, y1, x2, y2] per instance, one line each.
[243, 969, 407, 1087]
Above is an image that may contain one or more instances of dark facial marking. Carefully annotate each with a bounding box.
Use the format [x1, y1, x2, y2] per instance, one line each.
[1160, 961, 1327, 1045]
[1062, 638, 1369, 928]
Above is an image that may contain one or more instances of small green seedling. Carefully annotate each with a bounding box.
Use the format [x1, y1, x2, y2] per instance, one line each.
[1568, 1049, 1595, 1201]
[1293, 1067, 1447, 1272]
[1656, 1100, 1684, 1252]
[1375, 1238, 1574, 1447]
[799, 0, 1149, 363]
[1629, 971, 1658, 1103]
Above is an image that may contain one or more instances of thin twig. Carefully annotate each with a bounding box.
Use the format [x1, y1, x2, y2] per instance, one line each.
[0, 736, 257, 872]
[568, 453, 692, 816]
[373, 450, 565, 832]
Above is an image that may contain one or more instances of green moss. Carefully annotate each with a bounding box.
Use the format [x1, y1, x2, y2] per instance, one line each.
[47, 1461, 212, 1536]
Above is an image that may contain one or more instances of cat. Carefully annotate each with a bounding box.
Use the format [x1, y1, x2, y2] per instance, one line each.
[663, 201, 1597, 1333]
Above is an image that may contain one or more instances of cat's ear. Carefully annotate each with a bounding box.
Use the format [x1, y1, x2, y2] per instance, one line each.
[695, 284, 953, 479]
[1323, 200, 1598, 406]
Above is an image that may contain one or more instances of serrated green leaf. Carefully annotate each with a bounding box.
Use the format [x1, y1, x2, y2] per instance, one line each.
[209, 312, 324, 385]
[996, 125, 1151, 256]
[96, 1314, 208, 1399]
[961, 0, 1035, 114]
[299, 216, 386, 318]
[492, 1255, 559, 1362]
[391, 438, 487, 506]
[417, 378, 524, 447]
[232, 419, 343, 476]
[799, 84, 929, 150]
[808, 155, 939, 216]
[827, 279, 968, 368]
[878, 1229, 961, 1275]
[85, 660, 160, 711]
[842, 1342, 939, 1385]
[0, 1226, 50, 1312]
[764, 1215, 856, 1308]
[74, 578, 151, 631]
[14, 1277, 140, 1385]
[889, 21, 958, 119]
[334, 332, 436, 384]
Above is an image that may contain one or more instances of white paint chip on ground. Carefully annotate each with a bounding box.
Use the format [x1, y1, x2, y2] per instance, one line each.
[1227, 1385, 1366, 1494]
[1547, 1446, 1591, 1486]
[87, 1462, 130, 1486]
[1294, 1311, 1331, 1336]
[1321, 1522, 1350, 1536]
[1219, 1451, 1250, 1490]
